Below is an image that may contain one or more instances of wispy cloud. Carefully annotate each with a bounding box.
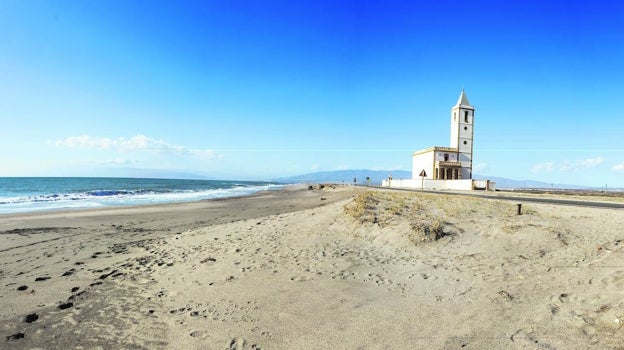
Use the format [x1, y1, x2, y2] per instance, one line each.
[531, 162, 555, 173]
[612, 162, 624, 173]
[559, 157, 605, 171]
[81, 158, 138, 165]
[532, 157, 605, 173]
[53, 134, 219, 159]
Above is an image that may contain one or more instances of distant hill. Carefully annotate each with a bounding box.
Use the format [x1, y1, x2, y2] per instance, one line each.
[277, 170, 410, 185]
[278, 170, 591, 189]
[471, 175, 588, 190]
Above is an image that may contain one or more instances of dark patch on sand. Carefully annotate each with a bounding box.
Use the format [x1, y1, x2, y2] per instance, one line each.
[61, 269, 76, 277]
[58, 302, 74, 310]
[6, 332, 25, 341]
[24, 313, 39, 323]
[99, 270, 119, 280]
[1, 227, 72, 236]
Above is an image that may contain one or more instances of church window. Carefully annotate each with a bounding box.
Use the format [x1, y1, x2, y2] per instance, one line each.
[444, 153, 449, 161]
[464, 111, 469, 122]
[464, 126, 467, 130]
[463, 140, 468, 145]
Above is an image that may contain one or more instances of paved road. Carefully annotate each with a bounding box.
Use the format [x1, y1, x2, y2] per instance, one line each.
[369, 185, 624, 209]
[473, 193, 624, 209]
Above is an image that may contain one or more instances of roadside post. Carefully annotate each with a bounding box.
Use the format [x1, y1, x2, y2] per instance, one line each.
[419, 169, 427, 192]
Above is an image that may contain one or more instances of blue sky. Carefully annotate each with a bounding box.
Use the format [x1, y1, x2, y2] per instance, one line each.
[1, 0, 623, 186]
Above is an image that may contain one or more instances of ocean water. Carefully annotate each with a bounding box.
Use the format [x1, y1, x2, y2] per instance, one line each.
[0, 177, 282, 214]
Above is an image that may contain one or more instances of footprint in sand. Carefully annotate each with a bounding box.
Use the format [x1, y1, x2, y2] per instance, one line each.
[229, 337, 260, 349]
[189, 330, 207, 338]
[229, 337, 246, 349]
[549, 304, 560, 315]
[600, 270, 624, 287]
[290, 276, 311, 282]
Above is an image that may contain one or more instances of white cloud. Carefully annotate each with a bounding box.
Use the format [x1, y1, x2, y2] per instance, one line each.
[532, 157, 605, 173]
[82, 158, 138, 165]
[54, 134, 219, 159]
[583, 157, 606, 167]
[531, 162, 555, 173]
[559, 157, 605, 171]
[612, 162, 624, 173]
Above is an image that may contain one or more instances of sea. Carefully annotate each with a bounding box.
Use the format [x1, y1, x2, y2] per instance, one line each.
[0, 177, 282, 214]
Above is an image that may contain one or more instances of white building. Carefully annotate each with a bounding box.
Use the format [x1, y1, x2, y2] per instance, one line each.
[383, 90, 495, 191]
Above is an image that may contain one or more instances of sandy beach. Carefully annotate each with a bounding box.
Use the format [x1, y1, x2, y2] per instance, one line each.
[1, 185, 624, 349]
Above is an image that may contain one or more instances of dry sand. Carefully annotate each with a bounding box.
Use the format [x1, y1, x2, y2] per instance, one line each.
[1, 185, 623, 349]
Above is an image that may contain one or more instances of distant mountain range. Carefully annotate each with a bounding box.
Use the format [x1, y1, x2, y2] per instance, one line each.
[277, 170, 596, 190]
[470, 175, 588, 190]
[277, 170, 410, 185]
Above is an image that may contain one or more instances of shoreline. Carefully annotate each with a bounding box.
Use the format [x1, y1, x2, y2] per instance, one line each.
[0, 184, 303, 222]
[0, 179, 285, 216]
[0, 184, 355, 253]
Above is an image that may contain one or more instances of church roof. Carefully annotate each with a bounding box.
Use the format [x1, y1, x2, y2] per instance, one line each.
[412, 146, 458, 156]
[455, 89, 473, 108]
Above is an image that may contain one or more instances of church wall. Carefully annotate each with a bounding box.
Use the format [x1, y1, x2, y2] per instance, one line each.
[459, 124, 472, 139]
[381, 178, 421, 188]
[450, 112, 459, 148]
[412, 151, 434, 180]
[458, 153, 472, 163]
[459, 124, 472, 140]
[460, 167, 471, 179]
[458, 138, 472, 153]
[426, 179, 473, 190]
[434, 151, 458, 162]
[381, 179, 478, 191]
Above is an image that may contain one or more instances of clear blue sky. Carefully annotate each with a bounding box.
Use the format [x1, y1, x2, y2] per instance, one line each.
[1, 0, 623, 186]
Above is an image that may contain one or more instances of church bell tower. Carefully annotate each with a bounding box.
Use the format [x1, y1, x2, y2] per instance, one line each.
[450, 90, 474, 179]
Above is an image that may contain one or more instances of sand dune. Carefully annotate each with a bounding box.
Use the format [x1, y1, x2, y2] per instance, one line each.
[1, 185, 623, 349]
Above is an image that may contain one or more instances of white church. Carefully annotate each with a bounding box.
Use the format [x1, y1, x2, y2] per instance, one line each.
[382, 90, 495, 191]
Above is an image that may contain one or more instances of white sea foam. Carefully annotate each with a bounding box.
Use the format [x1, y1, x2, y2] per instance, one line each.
[0, 184, 282, 214]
